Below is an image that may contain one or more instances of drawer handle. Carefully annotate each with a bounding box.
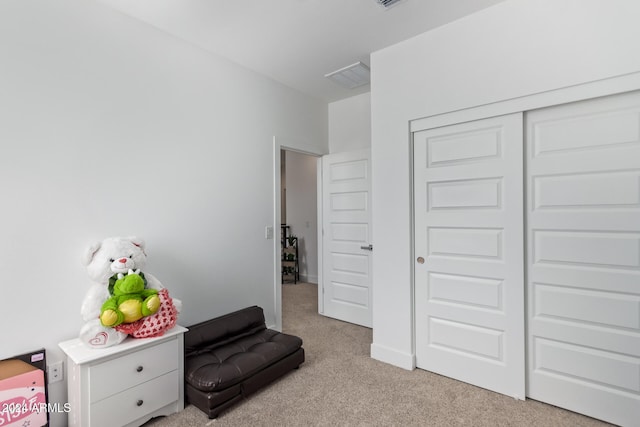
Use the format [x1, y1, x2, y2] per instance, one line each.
[136, 366, 143, 373]
[136, 399, 144, 407]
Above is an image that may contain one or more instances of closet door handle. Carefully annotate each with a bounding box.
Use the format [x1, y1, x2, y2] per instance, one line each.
[360, 244, 373, 251]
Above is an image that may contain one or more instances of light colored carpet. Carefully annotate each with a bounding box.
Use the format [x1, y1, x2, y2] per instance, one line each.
[145, 282, 610, 427]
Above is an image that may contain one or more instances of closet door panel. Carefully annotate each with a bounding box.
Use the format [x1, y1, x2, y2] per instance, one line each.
[414, 113, 525, 399]
[526, 91, 640, 427]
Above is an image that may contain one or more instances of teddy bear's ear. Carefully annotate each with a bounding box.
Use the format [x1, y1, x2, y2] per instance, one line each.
[127, 236, 146, 251]
[81, 241, 102, 266]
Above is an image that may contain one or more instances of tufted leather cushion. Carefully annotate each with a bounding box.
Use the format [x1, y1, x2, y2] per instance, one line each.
[184, 306, 303, 393]
[184, 305, 267, 357]
[186, 329, 302, 392]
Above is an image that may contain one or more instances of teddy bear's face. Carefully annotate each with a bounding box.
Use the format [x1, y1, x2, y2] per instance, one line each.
[83, 237, 148, 284]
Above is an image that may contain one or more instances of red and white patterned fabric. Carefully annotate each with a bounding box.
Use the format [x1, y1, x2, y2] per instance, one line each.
[115, 288, 178, 338]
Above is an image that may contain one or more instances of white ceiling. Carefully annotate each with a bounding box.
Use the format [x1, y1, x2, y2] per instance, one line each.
[98, 0, 506, 102]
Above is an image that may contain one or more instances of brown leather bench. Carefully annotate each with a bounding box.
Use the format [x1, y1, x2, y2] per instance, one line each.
[183, 306, 304, 418]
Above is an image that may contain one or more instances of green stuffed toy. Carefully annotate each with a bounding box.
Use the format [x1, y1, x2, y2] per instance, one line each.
[100, 269, 161, 328]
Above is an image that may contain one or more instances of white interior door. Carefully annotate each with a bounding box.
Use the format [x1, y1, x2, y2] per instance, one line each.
[526, 91, 640, 426]
[414, 113, 525, 399]
[321, 149, 372, 327]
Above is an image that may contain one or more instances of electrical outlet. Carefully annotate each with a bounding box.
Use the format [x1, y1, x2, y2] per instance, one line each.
[48, 361, 63, 383]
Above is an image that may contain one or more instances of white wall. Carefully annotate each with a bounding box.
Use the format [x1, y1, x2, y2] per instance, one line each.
[370, 0, 640, 368]
[284, 151, 318, 283]
[328, 92, 371, 153]
[0, 1, 326, 424]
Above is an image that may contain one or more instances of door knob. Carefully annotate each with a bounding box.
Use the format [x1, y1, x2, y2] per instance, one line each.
[417, 257, 425, 264]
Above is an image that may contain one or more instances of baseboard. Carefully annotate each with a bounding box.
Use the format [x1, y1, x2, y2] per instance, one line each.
[370, 343, 415, 371]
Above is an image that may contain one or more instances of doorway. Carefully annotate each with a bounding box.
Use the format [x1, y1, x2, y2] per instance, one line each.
[280, 149, 319, 285]
[272, 138, 322, 333]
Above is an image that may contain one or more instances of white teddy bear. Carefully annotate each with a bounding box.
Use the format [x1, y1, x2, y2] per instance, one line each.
[79, 236, 182, 348]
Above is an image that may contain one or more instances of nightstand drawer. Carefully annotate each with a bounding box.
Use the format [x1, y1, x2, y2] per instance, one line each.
[90, 370, 179, 427]
[90, 338, 178, 403]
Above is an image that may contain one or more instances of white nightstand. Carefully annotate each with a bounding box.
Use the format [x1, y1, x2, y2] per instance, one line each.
[59, 325, 187, 427]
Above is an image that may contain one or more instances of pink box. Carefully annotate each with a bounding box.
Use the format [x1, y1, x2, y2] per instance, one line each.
[0, 359, 48, 427]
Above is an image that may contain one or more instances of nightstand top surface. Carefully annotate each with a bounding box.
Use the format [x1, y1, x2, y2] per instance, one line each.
[59, 325, 187, 364]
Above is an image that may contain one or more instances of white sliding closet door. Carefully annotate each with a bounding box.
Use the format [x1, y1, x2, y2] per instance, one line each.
[414, 113, 525, 399]
[526, 92, 640, 426]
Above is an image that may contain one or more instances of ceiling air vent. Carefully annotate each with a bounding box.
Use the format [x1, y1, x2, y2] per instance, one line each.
[377, 0, 404, 9]
[324, 62, 370, 89]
